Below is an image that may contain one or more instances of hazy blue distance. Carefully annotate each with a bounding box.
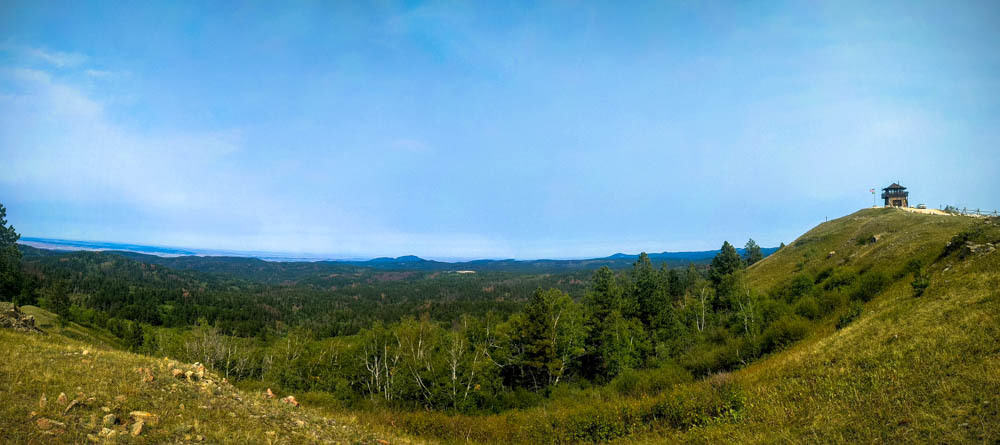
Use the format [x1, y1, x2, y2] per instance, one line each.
[2, 1, 998, 260]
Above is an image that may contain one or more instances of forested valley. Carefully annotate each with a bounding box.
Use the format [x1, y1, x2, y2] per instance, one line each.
[3, 217, 810, 415]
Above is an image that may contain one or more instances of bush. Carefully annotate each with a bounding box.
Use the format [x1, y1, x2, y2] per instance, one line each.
[818, 290, 848, 314]
[760, 315, 811, 354]
[911, 273, 930, 297]
[794, 296, 822, 320]
[611, 364, 693, 397]
[836, 301, 864, 329]
[773, 274, 814, 303]
[823, 268, 856, 291]
[851, 271, 889, 302]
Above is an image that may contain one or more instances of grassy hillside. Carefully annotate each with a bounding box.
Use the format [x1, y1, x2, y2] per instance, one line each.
[645, 208, 1000, 442]
[341, 208, 1000, 443]
[0, 310, 417, 444]
[2, 208, 997, 443]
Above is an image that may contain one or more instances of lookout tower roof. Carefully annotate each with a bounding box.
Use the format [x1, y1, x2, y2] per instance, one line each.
[883, 183, 906, 191]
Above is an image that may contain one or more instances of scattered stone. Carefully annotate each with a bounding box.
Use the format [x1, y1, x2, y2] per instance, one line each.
[265, 388, 276, 399]
[139, 367, 155, 383]
[102, 413, 117, 427]
[57, 392, 68, 405]
[87, 433, 99, 443]
[64, 399, 80, 414]
[36, 417, 66, 430]
[827, 251, 836, 258]
[38, 394, 47, 409]
[0, 303, 43, 333]
[281, 395, 299, 407]
[99, 427, 115, 438]
[185, 370, 197, 381]
[294, 419, 305, 427]
[172, 368, 185, 378]
[82, 349, 89, 355]
[101, 406, 111, 413]
[131, 420, 144, 436]
[377, 440, 390, 445]
[130, 411, 160, 426]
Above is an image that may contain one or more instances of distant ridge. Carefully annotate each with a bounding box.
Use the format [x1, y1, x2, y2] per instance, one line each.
[18, 237, 779, 275]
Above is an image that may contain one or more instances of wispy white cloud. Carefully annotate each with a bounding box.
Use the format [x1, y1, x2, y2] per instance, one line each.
[1, 42, 87, 68]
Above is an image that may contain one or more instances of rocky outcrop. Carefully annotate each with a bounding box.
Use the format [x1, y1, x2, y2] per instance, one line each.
[0, 303, 42, 333]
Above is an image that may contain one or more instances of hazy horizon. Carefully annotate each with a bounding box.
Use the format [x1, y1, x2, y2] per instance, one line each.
[17, 234, 780, 263]
[3, 1, 999, 258]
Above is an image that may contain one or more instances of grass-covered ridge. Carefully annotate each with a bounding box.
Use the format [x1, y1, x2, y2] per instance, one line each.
[655, 208, 1000, 442]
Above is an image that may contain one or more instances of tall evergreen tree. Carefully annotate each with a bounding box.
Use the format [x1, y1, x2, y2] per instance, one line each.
[0, 203, 23, 300]
[743, 238, 763, 266]
[709, 241, 741, 286]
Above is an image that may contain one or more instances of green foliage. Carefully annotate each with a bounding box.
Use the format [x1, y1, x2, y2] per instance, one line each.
[836, 301, 864, 329]
[772, 274, 814, 303]
[794, 296, 822, 320]
[710, 241, 742, 289]
[611, 363, 693, 397]
[851, 271, 889, 302]
[760, 315, 811, 354]
[0, 203, 24, 301]
[743, 238, 763, 267]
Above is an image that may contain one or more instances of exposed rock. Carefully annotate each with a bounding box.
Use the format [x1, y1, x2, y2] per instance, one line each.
[281, 395, 299, 407]
[172, 368, 185, 378]
[38, 394, 46, 409]
[57, 392, 68, 405]
[138, 367, 155, 383]
[131, 420, 144, 436]
[961, 242, 996, 257]
[0, 303, 42, 333]
[36, 417, 66, 430]
[827, 251, 836, 258]
[64, 399, 80, 414]
[130, 411, 159, 426]
[265, 388, 276, 399]
[102, 413, 117, 427]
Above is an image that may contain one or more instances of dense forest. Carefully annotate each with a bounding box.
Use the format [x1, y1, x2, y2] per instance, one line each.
[0, 200, 812, 414]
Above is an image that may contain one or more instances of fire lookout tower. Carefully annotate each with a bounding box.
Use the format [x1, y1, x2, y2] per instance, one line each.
[882, 183, 909, 208]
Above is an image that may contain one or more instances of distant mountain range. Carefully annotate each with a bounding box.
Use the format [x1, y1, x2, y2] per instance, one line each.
[18, 236, 778, 275]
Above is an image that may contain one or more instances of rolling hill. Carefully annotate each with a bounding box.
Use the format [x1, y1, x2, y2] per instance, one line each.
[2, 208, 997, 443]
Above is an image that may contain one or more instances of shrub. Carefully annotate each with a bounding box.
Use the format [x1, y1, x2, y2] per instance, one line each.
[773, 274, 814, 303]
[911, 273, 930, 297]
[611, 364, 693, 397]
[851, 271, 889, 302]
[814, 267, 834, 284]
[818, 288, 848, 314]
[760, 315, 811, 354]
[836, 301, 864, 329]
[794, 296, 822, 320]
[823, 268, 856, 291]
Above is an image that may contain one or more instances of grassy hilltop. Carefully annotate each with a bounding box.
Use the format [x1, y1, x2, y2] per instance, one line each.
[1, 207, 998, 444]
[661, 208, 1000, 442]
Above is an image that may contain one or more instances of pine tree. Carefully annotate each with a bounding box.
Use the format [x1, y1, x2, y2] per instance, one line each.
[743, 238, 763, 266]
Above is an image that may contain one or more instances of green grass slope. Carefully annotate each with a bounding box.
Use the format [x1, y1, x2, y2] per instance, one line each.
[646, 208, 1000, 443]
[0, 308, 419, 444]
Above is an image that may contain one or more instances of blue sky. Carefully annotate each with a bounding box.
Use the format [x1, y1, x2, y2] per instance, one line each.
[1, 1, 998, 260]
